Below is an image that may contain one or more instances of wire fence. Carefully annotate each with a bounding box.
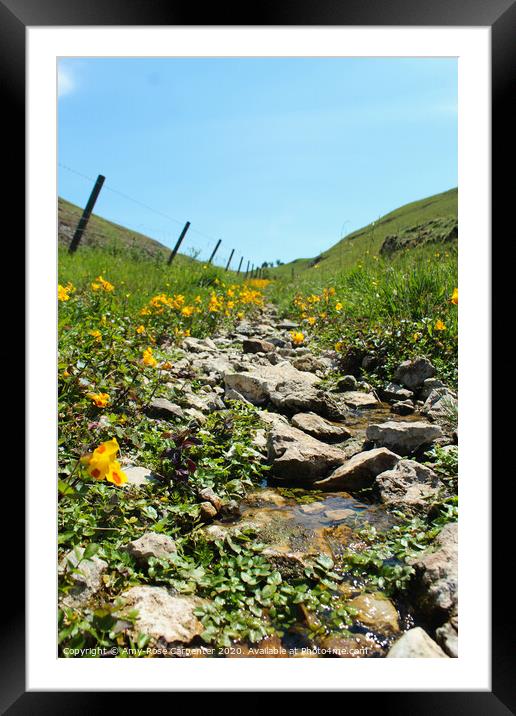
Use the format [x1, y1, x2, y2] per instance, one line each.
[58, 164, 268, 277]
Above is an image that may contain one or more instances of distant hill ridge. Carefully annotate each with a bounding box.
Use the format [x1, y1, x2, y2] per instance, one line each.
[271, 187, 458, 277]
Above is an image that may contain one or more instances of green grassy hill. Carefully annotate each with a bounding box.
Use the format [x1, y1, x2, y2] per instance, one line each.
[271, 187, 457, 279]
[58, 197, 171, 259]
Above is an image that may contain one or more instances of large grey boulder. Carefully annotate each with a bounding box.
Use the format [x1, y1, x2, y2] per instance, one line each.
[124, 532, 177, 565]
[267, 421, 347, 482]
[375, 459, 441, 513]
[409, 522, 458, 624]
[387, 627, 449, 658]
[394, 357, 436, 390]
[59, 546, 108, 608]
[421, 388, 458, 424]
[313, 448, 400, 491]
[366, 420, 443, 455]
[117, 587, 208, 644]
[224, 362, 319, 406]
[269, 381, 348, 420]
[291, 412, 352, 442]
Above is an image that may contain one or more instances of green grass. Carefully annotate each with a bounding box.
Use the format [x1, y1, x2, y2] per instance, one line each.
[57, 187, 459, 656]
[59, 197, 172, 258]
[270, 187, 457, 280]
[59, 244, 239, 316]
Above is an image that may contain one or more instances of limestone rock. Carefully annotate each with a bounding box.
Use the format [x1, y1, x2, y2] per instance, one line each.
[375, 459, 440, 513]
[409, 522, 458, 624]
[267, 422, 347, 482]
[314, 448, 400, 491]
[243, 337, 276, 354]
[382, 382, 414, 402]
[291, 412, 352, 442]
[117, 587, 208, 644]
[145, 398, 184, 420]
[341, 391, 379, 409]
[224, 362, 319, 406]
[198, 487, 222, 512]
[366, 420, 443, 455]
[391, 400, 415, 416]
[269, 381, 349, 420]
[125, 532, 177, 565]
[387, 627, 449, 658]
[394, 357, 436, 390]
[59, 546, 108, 608]
[292, 353, 328, 374]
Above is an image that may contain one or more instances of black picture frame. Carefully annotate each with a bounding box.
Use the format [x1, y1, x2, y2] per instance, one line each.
[7, 0, 513, 709]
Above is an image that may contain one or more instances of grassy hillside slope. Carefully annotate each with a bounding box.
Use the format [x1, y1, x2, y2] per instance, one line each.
[272, 187, 457, 279]
[58, 197, 171, 259]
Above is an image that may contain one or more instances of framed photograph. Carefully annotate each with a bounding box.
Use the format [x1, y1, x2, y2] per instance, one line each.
[7, 0, 511, 707]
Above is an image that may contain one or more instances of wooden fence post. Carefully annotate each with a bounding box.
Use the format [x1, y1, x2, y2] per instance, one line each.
[245, 261, 250, 279]
[68, 174, 106, 254]
[225, 249, 235, 272]
[208, 239, 222, 264]
[167, 221, 191, 265]
[236, 256, 243, 274]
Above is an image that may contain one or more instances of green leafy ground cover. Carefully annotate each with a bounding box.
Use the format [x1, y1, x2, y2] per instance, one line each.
[58, 189, 458, 656]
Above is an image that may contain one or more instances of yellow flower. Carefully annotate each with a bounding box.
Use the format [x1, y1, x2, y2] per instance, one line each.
[307, 316, 316, 326]
[91, 275, 115, 292]
[335, 302, 343, 312]
[181, 306, 195, 317]
[105, 460, 127, 487]
[451, 288, 458, 305]
[136, 325, 145, 334]
[161, 361, 173, 370]
[142, 347, 157, 367]
[63, 369, 70, 378]
[335, 341, 344, 352]
[87, 392, 110, 408]
[89, 329, 102, 342]
[290, 331, 305, 345]
[58, 283, 72, 302]
[81, 438, 121, 481]
[434, 319, 446, 331]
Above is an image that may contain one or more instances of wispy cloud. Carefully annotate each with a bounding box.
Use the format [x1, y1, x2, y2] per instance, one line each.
[58, 64, 76, 98]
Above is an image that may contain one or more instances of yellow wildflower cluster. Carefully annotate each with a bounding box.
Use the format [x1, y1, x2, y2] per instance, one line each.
[451, 288, 458, 306]
[247, 278, 271, 290]
[58, 282, 75, 302]
[81, 438, 127, 486]
[91, 275, 115, 292]
[141, 281, 266, 324]
[292, 286, 341, 327]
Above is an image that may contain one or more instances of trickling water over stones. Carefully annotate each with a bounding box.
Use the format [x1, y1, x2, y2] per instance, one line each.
[102, 308, 458, 657]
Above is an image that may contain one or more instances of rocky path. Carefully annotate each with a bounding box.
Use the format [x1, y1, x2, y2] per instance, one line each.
[61, 304, 458, 658]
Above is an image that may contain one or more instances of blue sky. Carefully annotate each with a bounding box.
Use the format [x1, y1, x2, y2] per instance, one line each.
[58, 57, 457, 267]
